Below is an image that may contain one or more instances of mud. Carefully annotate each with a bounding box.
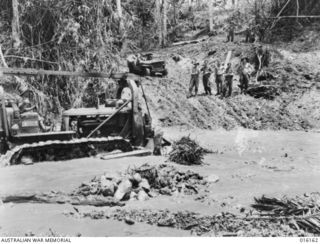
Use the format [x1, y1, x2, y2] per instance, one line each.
[1, 164, 208, 206]
[1, 129, 320, 236]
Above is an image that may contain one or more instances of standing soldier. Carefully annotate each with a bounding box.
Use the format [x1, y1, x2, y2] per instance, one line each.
[239, 57, 251, 94]
[244, 25, 250, 43]
[201, 60, 212, 95]
[245, 24, 254, 43]
[244, 20, 255, 43]
[222, 63, 233, 97]
[226, 22, 235, 42]
[188, 60, 200, 98]
[254, 45, 270, 82]
[214, 60, 223, 95]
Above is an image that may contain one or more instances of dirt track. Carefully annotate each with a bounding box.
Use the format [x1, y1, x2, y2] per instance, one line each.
[141, 35, 320, 131]
[1, 129, 319, 236]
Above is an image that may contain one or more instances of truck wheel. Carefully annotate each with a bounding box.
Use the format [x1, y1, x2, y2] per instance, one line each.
[144, 68, 151, 76]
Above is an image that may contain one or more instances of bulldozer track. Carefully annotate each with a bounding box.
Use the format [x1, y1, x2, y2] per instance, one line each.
[0, 136, 133, 166]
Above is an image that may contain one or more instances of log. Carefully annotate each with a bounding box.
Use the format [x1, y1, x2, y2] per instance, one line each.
[1, 193, 36, 203]
[100, 149, 152, 160]
[73, 198, 125, 207]
[0, 46, 8, 68]
[1, 193, 125, 207]
[172, 38, 207, 47]
[223, 51, 232, 71]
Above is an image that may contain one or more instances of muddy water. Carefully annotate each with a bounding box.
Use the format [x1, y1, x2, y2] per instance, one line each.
[0, 129, 320, 236]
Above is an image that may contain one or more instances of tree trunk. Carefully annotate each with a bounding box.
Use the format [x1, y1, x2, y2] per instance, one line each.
[162, 0, 167, 47]
[116, 0, 124, 32]
[156, 0, 162, 47]
[209, 0, 214, 32]
[116, 0, 122, 18]
[11, 0, 21, 48]
[188, 0, 192, 10]
[116, 0, 127, 54]
[173, 1, 177, 26]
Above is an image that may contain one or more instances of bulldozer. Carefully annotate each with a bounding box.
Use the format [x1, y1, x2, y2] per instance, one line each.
[0, 68, 160, 166]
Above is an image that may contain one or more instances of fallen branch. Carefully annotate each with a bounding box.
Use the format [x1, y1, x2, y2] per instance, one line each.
[252, 195, 320, 234]
[1, 192, 125, 207]
[172, 38, 207, 47]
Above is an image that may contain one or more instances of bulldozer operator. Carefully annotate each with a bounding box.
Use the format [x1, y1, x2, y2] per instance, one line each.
[18, 90, 51, 133]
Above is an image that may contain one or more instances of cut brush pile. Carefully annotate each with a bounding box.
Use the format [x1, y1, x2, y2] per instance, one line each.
[169, 137, 207, 165]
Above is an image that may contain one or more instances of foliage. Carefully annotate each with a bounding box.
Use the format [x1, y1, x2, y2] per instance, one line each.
[0, 0, 189, 116]
[268, 0, 320, 41]
[241, 0, 320, 42]
[169, 136, 206, 165]
[0, 0, 135, 118]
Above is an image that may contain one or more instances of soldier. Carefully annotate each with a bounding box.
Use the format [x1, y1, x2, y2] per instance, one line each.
[18, 96, 51, 132]
[245, 25, 254, 43]
[255, 45, 270, 68]
[126, 54, 137, 73]
[19, 97, 36, 113]
[214, 60, 223, 95]
[201, 60, 212, 95]
[188, 60, 200, 98]
[244, 20, 255, 43]
[223, 63, 234, 97]
[254, 45, 270, 82]
[82, 82, 99, 108]
[119, 86, 133, 109]
[238, 57, 251, 94]
[226, 22, 235, 42]
[136, 53, 142, 65]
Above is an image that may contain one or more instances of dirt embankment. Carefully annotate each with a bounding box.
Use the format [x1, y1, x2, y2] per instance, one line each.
[141, 35, 320, 131]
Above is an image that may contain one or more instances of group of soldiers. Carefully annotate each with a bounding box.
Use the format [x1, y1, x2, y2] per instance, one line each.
[226, 19, 263, 44]
[188, 44, 269, 98]
[186, 15, 271, 98]
[188, 59, 234, 98]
